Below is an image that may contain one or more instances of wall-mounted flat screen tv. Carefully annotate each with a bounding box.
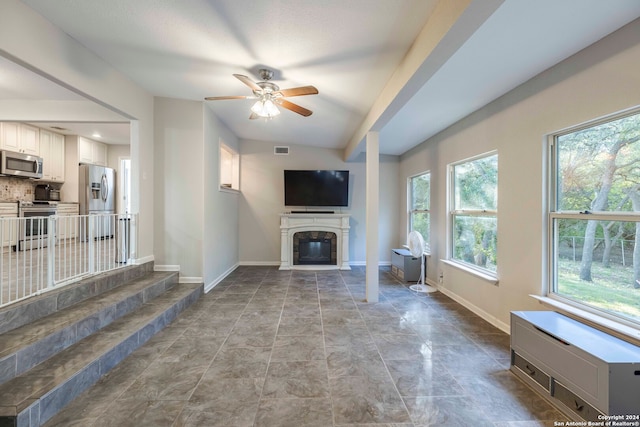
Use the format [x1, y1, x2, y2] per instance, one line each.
[284, 170, 349, 207]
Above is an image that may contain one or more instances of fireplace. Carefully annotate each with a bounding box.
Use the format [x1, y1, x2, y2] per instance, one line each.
[293, 231, 337, 265]
[279, 213, 350, 270]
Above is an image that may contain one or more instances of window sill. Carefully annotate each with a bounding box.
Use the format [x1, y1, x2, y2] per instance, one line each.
[219, 186, 240, 195]
[442, 259, 499, 285]
[531, 295, 640, 345]
[401, 245, 431, 257]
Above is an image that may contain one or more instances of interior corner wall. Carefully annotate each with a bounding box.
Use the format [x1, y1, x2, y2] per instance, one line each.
[203, 104, 240, 288]
[238, 141, 400, 266]
[153, 97, 204, 279]
[399, 18, 640, 330]
[0, 0, 155, 262]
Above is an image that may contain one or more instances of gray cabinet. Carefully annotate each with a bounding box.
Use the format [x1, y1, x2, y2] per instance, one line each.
[510, 311, 640, 421]
[390, 248, 421, 281]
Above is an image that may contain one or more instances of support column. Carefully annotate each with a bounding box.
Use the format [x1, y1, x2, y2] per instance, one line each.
[365, 131, 379, 302]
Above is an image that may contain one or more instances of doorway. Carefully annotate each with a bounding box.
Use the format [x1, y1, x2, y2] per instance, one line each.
[119, 157, 131, 214]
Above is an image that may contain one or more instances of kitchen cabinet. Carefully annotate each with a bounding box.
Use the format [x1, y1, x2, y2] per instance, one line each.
[0, 123, 40, 155]
[0, 122, 19, 151]
[56, 203, 79, 241]
[0, 202, 18, 249]
[40, 130, 65, 182]
[78, 136, 107, 166]
[93, 142, 107, 166]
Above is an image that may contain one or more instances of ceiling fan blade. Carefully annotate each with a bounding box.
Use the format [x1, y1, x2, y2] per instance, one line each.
[275, 85, 318, 97]
[277, 99, 313, 117]
[233, 74, 261, 92]
[204, 95, 252, 101]
[249, 112, 260, 120]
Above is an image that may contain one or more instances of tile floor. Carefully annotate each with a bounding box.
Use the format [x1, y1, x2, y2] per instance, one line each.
[43, 266, 563, 427]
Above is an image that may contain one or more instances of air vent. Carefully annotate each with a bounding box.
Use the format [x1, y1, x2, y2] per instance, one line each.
[50, 126, 68, 131]
[274, 146, 289, 155]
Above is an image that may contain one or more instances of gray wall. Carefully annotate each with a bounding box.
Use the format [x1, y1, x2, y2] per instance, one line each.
[238, 140, 400, 266]
[203, 103, 240, 290]
[153, 98, 240, 286]
[154, 97, 204, 280]
[398, 19, 640, 331]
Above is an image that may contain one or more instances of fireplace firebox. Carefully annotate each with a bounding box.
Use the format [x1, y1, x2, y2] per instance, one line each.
[293, 231, 337, 266]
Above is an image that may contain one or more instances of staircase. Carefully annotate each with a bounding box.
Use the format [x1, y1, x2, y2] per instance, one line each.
[0, 263, 203, 427]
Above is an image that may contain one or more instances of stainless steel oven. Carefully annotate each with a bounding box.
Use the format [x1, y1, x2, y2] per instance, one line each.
[17, 201, 57, 251]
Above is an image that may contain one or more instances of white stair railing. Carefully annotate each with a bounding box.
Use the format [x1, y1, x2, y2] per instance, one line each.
[0, 213, 136, 308]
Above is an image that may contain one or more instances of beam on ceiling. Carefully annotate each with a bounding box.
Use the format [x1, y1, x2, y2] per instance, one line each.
[0, 100, 129, 122]
[343, 0, 504, 161]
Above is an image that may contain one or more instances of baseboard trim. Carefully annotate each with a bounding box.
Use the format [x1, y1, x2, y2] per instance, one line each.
[154, 265, 180, 272]
[179, 277, 203, 284]
[133, 255, 154, 265]
[205, 263, 240, 293]
[437, 286, 510, 334]
[347, 261, 391, 267]
[238, 261, 281, 266]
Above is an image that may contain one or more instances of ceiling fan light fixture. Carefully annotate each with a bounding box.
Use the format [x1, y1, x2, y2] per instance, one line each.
[251, 97, 280, 118]
[205, 69, 316, 119]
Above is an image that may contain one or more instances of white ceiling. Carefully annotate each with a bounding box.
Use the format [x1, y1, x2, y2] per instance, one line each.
[5, 0, 640, 155]
[0, 54, 131, 144]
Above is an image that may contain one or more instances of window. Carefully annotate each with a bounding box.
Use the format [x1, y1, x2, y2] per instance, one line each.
[449, 152, 498, 275]
[549, 110, 640, 325]
[219, 140, 239, 191]
[408, 172, 430, 250]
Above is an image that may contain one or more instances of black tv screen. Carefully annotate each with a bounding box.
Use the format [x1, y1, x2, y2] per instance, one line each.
[284, 170, 349, 207]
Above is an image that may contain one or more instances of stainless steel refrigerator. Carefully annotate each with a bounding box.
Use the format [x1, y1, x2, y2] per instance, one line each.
[79, 163, 116, 240]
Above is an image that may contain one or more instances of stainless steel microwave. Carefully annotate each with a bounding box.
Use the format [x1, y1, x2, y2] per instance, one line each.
[0, 150, 43, 179]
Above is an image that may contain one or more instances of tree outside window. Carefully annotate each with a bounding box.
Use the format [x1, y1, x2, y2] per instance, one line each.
[550, 111, 640, 324]
[450, 153, 498, 274]
[409, 172, 430, 250]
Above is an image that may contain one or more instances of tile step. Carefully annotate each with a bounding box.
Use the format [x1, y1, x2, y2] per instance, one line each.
[0, 271, 178, 386]
[0, 282, 202, 427]
[0, 263, 154, 336]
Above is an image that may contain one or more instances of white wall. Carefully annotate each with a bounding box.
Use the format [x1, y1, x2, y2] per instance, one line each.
[399, 19, 640, 331]
[238, 140, 400, 265]
[154, 97, 204, 280]
[203, 104, 240, 289]
[0, 0, 155, 261]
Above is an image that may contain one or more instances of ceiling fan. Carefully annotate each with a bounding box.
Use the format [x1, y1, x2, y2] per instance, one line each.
[205, 69, 318, 119]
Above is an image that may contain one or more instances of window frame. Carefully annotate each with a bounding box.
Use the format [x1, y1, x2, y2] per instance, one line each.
[547, 108, 640, 329]
[407, 171, 430, 252]
[447, 151, 499, 280]
[219, 139, 240, 193]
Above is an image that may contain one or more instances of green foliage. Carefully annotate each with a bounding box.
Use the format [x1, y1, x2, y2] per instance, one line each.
[453, 215, 497, 272]
[411, 173, 430, 210]
[557, 113, 640, 213]
[553, 111, 640, 323]
[454, 154, 498, 210]
[557, 259, 640, 322]
[410, 173, 430, 245]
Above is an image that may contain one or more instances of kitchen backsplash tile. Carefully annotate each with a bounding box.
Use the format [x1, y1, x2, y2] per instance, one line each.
[0, 177, 36, 202]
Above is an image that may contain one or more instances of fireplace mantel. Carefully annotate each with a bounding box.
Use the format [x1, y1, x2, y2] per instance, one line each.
[279, 213, 350, 270]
